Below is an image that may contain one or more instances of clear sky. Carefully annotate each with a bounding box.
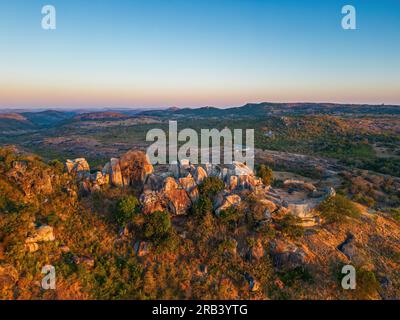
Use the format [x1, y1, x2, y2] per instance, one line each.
[1, 0, 399, 108]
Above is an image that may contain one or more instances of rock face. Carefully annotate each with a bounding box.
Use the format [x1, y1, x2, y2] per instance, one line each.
[25, 225, 55, 252]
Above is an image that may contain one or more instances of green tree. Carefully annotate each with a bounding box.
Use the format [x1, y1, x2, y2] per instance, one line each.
[198, 177, 225, 197]
[115, 195, 140, 227]
[317, 195, 361, 224]
[191, 195, 213, 218]
[143, 211, 171, 241]
[257, 164, 273, 185]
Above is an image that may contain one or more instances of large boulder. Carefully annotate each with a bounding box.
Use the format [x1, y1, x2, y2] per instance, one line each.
[66, 158, 90, 178]
[227, 161, 254, 176]
[250, 238, 265, 261]
[119, 150, 154, 186]
[109, 158, 123, 187]
[337, 233, 369, 267]
[178, 174, 199, 202]
[163, 177, 191, 215]
[91, 171, 109, 188]
[25, 225, 55, 252]
[237, 175, 261, 190]
[269, 239, 308, 270]
[226, 175, 238, 191]
[140, 191, 167, 215]
[215, 194, 241, 215]
[192, 166, 208, 185]
[143, 174, 165, 193]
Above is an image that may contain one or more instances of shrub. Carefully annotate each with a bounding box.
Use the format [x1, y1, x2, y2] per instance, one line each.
[190, 195, 213, 218]
[143, 211, 171, 242]
[277, 214, 304, 239]
[198, 177, 224, 197]
[388, 208, 400, 222]
[353, 267, 380, 299]
[257, 164, 273, 185]
[48, 159, 65, 173]
[279, 266, 313, 286]
[218, 207, 240, 224]
[317, 195, 361, 224]
[115, 195, 140, 227]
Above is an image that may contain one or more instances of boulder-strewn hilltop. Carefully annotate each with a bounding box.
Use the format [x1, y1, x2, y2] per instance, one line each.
[1, 146, 399, 300]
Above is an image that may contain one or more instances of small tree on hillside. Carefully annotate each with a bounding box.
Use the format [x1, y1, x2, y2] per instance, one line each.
[115, 195, 140, 227]
[257, 164, 273, 185]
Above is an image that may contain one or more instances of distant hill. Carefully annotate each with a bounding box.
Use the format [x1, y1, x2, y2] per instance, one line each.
[21, 110, 76, 127]
[139, 102, 400, 118]
[73, 111, 130, 121]
[0, 113, 28, 121]
[0, 113, 36, 132]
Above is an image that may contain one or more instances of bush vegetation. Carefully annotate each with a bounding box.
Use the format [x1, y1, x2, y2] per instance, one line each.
[317, 195, 361, 224]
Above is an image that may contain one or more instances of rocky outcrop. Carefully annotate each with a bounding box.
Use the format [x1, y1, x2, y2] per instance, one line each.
[66, 158, 90, 177]
[25, 225, 55, 252]
[163, 177, 192, 215]
[119, 150, 154, 186]
[7, 160, 53, 196]
[215, 194, 241, 215]
[337, 233, 369, 267]
[100, 151, 154, 188]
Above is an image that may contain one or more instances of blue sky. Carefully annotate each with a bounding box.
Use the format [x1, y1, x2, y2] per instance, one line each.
[1, 0, 399, 108]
